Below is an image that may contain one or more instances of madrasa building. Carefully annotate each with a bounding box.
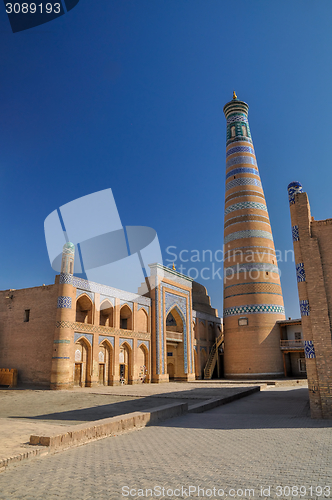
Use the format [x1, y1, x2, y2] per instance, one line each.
[1, 93, 331, 418]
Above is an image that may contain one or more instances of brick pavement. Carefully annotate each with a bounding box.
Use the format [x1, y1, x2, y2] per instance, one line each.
[0, 382, 257, 463]
[0, 386, 331, 500]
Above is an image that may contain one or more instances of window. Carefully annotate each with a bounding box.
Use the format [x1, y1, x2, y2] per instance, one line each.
[295, 332, 302, 340]
[298, 358, 306, 372]
[238, 317, 248, 326]
[120, 318, 128, 329]
[242, 124, 247, 137]
[24, 309, 30, 322]
[231, 126, 236, 137]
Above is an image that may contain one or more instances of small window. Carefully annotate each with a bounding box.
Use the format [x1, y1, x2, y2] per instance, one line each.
[24, 309, 30, 322]
[298, 358, 306, 373]
[266, 272, 269, 276]
[242, 124, 247, 137]
[238, 317, 248, 326]
[167, 352, 173, 357]
[295, 332, 302, 340]
[234, 175, 236, 179]
[69, 262, 73, 274]
[120, 318, 128, 329]
[231, 126, 236, 137]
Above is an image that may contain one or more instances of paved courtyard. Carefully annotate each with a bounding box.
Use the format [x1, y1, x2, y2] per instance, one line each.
[0, 385, 331, 500]
[0, 381, 258, 463]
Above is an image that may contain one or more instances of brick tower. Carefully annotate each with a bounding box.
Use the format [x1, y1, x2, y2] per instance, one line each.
[50, 242, 76, 389]
[223, 92, 285, 378]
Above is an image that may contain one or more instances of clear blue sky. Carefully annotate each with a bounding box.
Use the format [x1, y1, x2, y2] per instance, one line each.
[0, 1, 331, 319]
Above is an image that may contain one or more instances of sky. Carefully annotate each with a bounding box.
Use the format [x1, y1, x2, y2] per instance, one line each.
[0, 0, 331, 319]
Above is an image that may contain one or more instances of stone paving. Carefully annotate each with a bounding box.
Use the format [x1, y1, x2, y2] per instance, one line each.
[0, 385, 331, 500]
[0, 382, 257, 463]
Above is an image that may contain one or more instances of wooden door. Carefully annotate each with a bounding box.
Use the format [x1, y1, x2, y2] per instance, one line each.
[99, 364, 105, 385]
[74, 363, 81, 386]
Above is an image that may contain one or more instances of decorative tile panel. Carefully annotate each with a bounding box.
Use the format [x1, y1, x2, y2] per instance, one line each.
[225, 201, 267, 215]
[296, 263, 306, 282]
[304, 340, 315, 359]
[59, 273, 73, 285]
[98, 335, 114, 347]
[56, 321, 150, 340]
[165, 292, 187, 317]
[292, 225, 299, 242]
[300, 300, 310, 316]
[120, 300, 133, 310]
[137, 304, 149, 312]
[224, 230, 273, 244]
[226, 178, 262, 191]
[119, 337, 133, 349]
[76, 290, 94, 302]
[224, 262, 280, 277]
[226, 167, 259, 180]
[57, 296, 72, 309]
[287, 181, 303, 205]
[227, 136, 253, 147]
[226, 145, 254, 157]
[100, 295, 114, 306]
[137, 340, 150, 350]
[226, 114, 248, 124]
[224, 304, 285, 316]
[226, 156, 257, 169]
[74, 332, 93, 345]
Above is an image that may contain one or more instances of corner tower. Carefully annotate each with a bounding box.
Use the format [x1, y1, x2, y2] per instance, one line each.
[223, 93, 285, 378]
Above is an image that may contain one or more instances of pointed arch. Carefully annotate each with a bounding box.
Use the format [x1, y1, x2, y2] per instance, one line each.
[120, 304, 132, 330]
[166, 305, 184, 333]
[76, 294, 93, 324]
[99, 339, 113, 385]
[74, 336, 92, 387]
[137, 307, 148, 333]
[119, 341, 132, 384]
[99, 299, 114, 327]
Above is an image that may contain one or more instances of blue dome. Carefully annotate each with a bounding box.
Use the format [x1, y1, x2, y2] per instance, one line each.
[287, 182, 303, 205]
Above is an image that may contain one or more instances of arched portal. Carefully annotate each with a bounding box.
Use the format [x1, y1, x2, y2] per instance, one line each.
[76, 295, 93, 324]
[119, 342, 131, 384]
[98, 340, 113, 385]
[74, 337, 92, 387]
[165, 306, 186, 381]
[137, 344, 148, 382]
[120, 304, 132, 330]
[99, 300, 113, 327]
[200, 348, 207, 379]
[137, 308, 148, 332]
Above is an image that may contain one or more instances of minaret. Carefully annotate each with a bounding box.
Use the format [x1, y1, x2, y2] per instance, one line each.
[223, 92, 285, 378]
[50, 242, 76, 389]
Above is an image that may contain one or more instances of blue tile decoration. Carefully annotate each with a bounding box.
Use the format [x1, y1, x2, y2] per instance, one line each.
[226, 145, 255, 157]
[74, 332, 93, 346]
[165, 292, 187, 316]
[226, 156, 257, 169]
[100, 295, 115, 306]
[292, 225, 299, 242]
[57, 296, 72, 309]
[226, 119, 252, 142]
[119, 337, 133, 349]
[224, 262, 280, 277]
[224, 229, 273, 244]
[224, 304, 285, 316]
[226, 167, 259, 180]
[53, 339, 70, 344]
[296, 263, 306, 282]
[98, 335, 114, 347]
[225, 190, 264, 202]
[300, 300, 310, 316]
[137, 304, 150, 312]
[52, 356, 70, 360]
[225, 201, 267, 215]
[226, 178, 262, 191]
[226, 114, 248, 124]
[120, 300, 133, 310]
[161, 283, 191, 374]
[287, 181, 303, 205]
[304, 340, 315, 359]
[76, 290, 94, 302]
[137, 340, 150, 350]
[225, 213, 270, 223]
[59, 273, 73, 285]
[66, 275, 151, 307]
[226, 219, 271, 229]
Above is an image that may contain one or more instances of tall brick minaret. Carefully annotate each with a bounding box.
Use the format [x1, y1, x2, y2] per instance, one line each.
[223, 92, 285, 378]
